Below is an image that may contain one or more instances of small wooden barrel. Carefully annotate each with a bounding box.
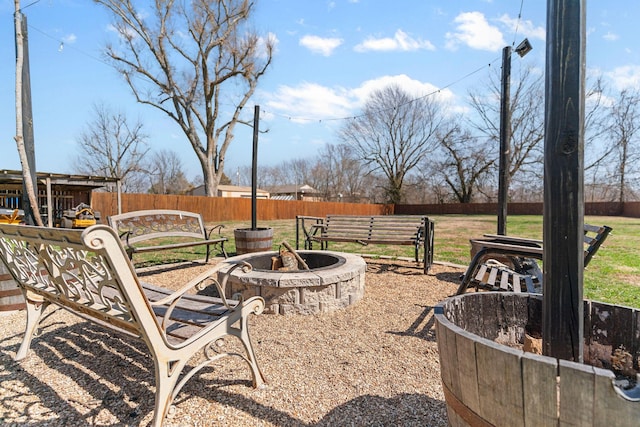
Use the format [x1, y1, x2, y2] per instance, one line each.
[0, 263, 25, 312]
[234, 228, 273, 255]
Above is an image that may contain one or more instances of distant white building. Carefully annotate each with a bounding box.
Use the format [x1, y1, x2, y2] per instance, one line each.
[187, 184, 270, 199]
[267, 184, 321, 201]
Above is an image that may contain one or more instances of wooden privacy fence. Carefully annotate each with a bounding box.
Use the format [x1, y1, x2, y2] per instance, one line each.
[91, 192, 392, 223]
[91, 193, 640, 223]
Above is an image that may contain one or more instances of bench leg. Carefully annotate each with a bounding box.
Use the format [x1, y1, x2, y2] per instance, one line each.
[15, 295, 50, 361]
[220, 241, 228, 259]
[152, 358, 185, 427]
[229, 319, 267, 388]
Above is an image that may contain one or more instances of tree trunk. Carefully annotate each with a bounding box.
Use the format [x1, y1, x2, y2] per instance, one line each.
[14, 1, 43, 226]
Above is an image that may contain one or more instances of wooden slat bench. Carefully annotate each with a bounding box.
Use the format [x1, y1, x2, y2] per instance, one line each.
[108, 209, 228, 263]
[0, 224, 266, 427]
[457, 224, 612, 294]
[296, 214, 435, 273]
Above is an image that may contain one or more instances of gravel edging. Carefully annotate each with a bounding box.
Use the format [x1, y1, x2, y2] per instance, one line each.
[0, 259, 462, 426]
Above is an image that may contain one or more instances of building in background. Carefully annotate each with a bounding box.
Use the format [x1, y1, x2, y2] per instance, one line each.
[187, 184, 270, 199]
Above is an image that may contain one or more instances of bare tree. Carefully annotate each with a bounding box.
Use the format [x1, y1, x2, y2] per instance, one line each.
[604, 88, 640, 202]
[96, 0, 274, 196]
[435, 121, 496, 203]
[74, 103, 149, 193]
[468, 65, 545, 197]
[148, 150, 193, 194]
[339, 84, 445, 204]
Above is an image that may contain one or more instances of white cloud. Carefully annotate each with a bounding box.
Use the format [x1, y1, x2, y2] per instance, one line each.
[263, 75, 454, 122]
[265, 82, 353, 122]
[62, 34, 77, 44]
[354, 30, 435, 53]
[497, 14, 546, 42]
[603, 31, 619, 41]
[606, 65, 640, 90]
[299, 35, 343, 56]
[445, 11, 505, 52]
[350, 74, 454, 108]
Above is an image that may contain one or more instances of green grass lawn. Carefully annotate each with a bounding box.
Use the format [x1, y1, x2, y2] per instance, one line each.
[131, 215, 640, 308]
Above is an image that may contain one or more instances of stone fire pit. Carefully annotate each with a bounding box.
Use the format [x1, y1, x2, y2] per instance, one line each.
[216, 250, 366, 315]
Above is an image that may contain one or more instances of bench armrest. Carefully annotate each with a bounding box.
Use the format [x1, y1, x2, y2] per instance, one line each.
[149, 262, 252, 332]
[205, 224, 226, 239]
[118, 230, 134, 248]
[296, 215, 324, 222]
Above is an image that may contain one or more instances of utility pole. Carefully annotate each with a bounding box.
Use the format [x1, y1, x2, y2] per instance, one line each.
[497, 39, 533, 235]
[497, 46, 511, 235]
[14, 1, 42, 226]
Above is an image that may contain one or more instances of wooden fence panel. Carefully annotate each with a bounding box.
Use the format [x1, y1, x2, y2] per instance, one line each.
[91, 193, 639, 223]
[91, 192, 391, 222]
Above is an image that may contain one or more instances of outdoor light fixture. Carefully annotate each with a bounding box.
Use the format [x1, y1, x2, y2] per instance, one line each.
[515, 38, 533, 57]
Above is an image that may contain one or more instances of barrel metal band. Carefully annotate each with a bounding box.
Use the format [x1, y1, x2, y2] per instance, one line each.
[442, 382, 494, 427]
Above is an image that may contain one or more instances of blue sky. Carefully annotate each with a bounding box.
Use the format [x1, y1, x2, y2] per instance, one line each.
[1, 1, 640, 182]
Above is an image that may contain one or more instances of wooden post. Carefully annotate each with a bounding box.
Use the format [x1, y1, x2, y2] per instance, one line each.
[497, 46, 511, 235]
[543, 0, 586, 361]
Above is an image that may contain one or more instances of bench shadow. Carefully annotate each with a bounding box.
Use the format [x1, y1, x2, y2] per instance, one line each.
[1, 318, 447, 426]
[365, 260, 425, 276]
[388, 304, 438, 342]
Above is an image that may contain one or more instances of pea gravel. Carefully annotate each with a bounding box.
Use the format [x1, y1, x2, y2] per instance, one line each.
[0, 258, 463, 426]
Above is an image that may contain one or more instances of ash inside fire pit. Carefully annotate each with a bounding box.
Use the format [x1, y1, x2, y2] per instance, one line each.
[216, 250, 366, 315]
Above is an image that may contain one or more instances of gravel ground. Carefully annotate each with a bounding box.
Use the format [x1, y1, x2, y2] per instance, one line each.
[0, 258, 463, 427]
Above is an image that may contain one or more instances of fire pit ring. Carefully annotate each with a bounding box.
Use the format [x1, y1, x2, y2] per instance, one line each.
[216, 250, 366, 315]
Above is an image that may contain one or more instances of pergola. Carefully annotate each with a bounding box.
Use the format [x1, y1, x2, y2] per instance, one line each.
[0, 169, 121, 227]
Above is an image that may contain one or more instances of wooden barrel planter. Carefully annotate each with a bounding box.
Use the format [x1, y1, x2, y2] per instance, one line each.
[435, 292, 640, 426]
[233, 227, 274, 255]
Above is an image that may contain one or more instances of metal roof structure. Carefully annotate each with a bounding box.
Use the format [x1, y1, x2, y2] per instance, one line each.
[0, 169, 120, 191]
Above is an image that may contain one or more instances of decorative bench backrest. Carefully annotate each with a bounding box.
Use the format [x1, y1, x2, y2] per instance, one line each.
[0, 224, 160, 340]
[108, 209, 206, 244]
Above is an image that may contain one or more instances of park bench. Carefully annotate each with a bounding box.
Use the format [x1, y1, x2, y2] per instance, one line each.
[296, 214, 435, 273]
[108, 209, 228, 263]
[457, 223, 612, 294]
[0, 223, 266, 427]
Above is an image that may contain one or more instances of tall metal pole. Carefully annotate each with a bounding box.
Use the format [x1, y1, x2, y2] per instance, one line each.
[543, 0, 586, 361]
[251, 105, 259, 230]
[497, 46, 511, 235]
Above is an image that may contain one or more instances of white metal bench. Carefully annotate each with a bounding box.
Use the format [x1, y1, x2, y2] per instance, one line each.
[0, 223, 266, 427]
[108, 209, 228, 262]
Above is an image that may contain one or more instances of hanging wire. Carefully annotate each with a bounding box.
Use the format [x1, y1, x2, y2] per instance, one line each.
[28, 24, 111, 66]
[512, 0, 526, 46]
[17, 0, 43, 12]
[263, 55, 502, 124]
[22, 2, 509, 127]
